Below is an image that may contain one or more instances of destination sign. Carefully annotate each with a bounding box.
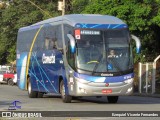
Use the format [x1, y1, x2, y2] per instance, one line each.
[80, 30, 100, 35]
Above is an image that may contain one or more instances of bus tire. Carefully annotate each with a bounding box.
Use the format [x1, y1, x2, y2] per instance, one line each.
[107, 96, 119, 103]
[8, 79, 14, 86]
[60, 80, 72, 103]
[28, 79, 37, 98]
[37, 92, 44, 98]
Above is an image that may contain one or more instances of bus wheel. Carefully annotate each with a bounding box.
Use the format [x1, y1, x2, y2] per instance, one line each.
[28, 79, 37, 98]
[107, 96, 119, 103]
[37, 92, 44, 98]
[60, 80, 72, 103]
[8, 79, 14, 86]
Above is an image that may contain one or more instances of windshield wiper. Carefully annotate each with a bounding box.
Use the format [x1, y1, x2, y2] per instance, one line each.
[91, 54, 103, 75]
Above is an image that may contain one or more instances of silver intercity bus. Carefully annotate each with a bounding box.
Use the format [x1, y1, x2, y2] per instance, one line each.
[16, 14, 141, 103]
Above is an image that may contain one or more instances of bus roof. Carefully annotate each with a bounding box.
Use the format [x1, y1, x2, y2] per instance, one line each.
[19, 14, 126, 31]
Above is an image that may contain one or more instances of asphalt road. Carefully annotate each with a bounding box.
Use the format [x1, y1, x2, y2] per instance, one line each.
[0, 84, 160, 120]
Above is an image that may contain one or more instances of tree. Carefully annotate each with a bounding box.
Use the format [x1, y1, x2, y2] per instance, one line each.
[1, 0, 160, 64]
[79, 0, 160, 62]
[0, 0, 60, 64]
[71, 0, 90, 13]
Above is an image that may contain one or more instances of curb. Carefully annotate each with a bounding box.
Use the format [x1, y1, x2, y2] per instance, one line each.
[133, 93, 160, 98]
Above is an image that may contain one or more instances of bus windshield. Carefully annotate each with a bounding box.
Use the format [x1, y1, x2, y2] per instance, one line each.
[76, 29, 133, 73]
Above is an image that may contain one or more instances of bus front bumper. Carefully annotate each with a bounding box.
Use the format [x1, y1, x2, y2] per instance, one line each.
[69, 78, 133, 96]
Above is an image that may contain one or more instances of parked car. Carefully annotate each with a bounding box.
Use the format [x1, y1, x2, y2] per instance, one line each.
[0, 70, 17, 86]
[0, 70, 7, 84]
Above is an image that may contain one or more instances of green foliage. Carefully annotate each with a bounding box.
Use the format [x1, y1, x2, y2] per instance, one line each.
[71, 0, 90, 13]
[7, 44, 16, 63]
[0, 0, 59, 64]
[79, 0, 160, 63]
[0, 0, 160, 64]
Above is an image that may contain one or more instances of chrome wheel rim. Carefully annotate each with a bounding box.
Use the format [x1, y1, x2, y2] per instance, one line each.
[61, 84, 65, 98]
[28, 82, 31, 94]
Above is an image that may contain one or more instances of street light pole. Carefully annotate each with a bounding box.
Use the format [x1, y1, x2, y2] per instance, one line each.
[62, 0, 65, 16]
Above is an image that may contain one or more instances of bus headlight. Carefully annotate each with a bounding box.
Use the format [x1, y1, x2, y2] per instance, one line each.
[75, 77, 90, 84]
[124, 78, 133, 84]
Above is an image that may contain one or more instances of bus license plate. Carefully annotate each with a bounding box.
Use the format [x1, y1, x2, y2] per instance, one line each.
[102, 89, 112, 94]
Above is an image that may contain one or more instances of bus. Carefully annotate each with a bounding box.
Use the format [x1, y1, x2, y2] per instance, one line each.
[16, 14, 141, 103]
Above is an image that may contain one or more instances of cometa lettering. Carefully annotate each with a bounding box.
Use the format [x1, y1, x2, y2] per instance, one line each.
[101, 73, 113, 76]
[42, 54, 55, 64]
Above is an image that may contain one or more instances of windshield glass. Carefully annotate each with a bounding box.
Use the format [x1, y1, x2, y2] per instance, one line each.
[75, 29, 133, 73]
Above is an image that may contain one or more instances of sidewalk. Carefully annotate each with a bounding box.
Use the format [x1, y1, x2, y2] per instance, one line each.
[133, 92, 160, 98]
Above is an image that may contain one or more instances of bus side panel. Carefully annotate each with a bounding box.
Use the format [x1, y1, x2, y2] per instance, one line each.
[16, 27, 39, 90]
[28, 50, 64, 93]
[17, 52, 28, 90]
[28, 52, 44, 92]
[62, 69, 70, 96]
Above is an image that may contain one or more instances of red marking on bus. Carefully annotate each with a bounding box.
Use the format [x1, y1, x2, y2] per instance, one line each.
[102, 89, 112, 94]
[75, 29, 81, 39]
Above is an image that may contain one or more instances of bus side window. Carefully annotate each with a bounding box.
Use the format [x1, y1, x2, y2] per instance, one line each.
[45, 38, 57, 50]
[45, 38, 50, 50]
[48, 39, 53, 50]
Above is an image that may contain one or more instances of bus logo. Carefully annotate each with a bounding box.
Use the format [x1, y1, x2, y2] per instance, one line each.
[42, 53, 55, 64]
[101, 73, 113, 76]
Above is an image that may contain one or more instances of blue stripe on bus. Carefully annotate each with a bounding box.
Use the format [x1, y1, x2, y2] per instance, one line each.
[19, 23, 127, 32]
[74, 72, 134, 83]
[75, 23, 127, 29]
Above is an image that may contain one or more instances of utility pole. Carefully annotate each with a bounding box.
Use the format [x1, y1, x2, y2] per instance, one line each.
[62, 0, 65, 16]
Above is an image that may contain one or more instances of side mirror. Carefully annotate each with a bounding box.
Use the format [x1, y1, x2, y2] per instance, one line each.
[67, 34, 76, 53]
[131, 34, 141, 54]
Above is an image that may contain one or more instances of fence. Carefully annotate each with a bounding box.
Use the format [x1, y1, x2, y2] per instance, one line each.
[138, 62, 155, 94]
